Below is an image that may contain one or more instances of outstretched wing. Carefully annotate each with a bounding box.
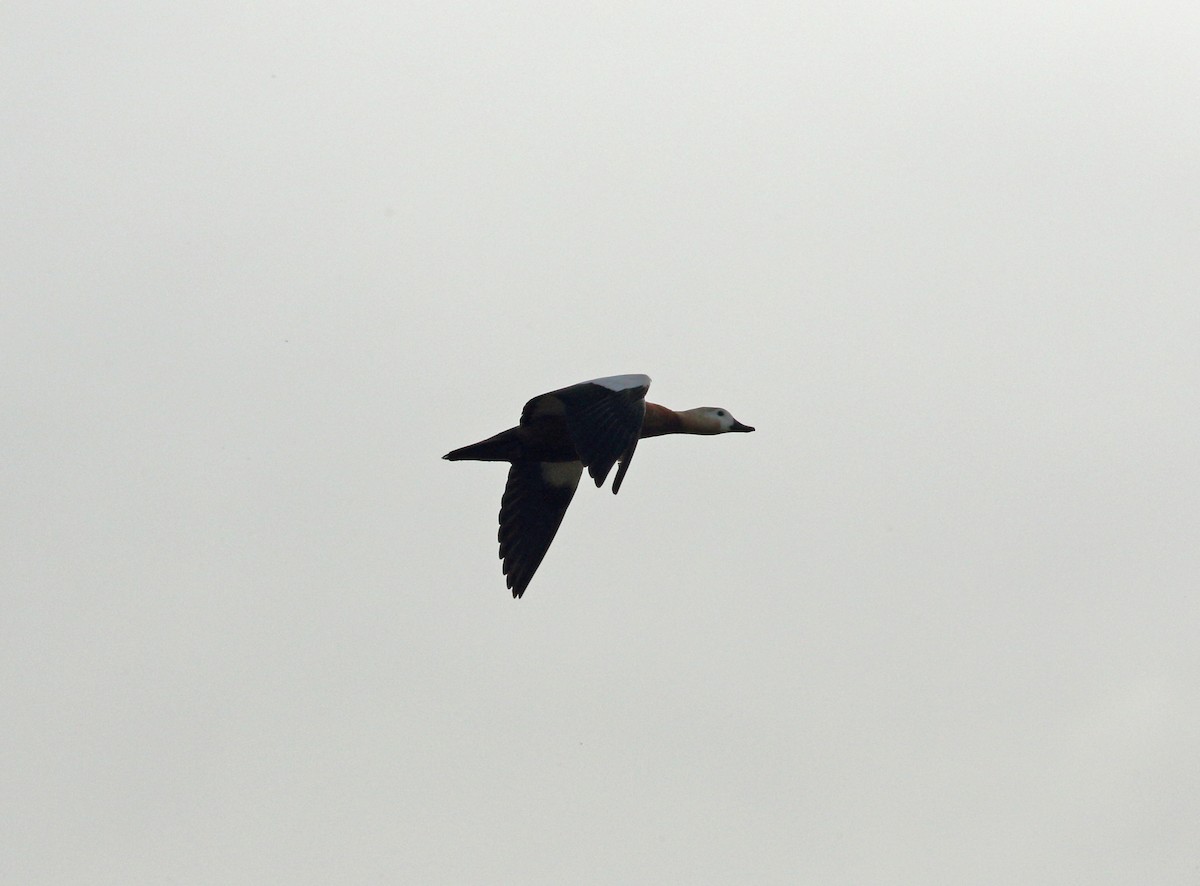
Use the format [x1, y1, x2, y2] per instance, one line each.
[498, 461, 583, 598]
[520, 374, 650, 491]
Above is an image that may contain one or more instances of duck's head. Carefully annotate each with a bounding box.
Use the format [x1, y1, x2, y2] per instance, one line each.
[680, 407, 755, 435]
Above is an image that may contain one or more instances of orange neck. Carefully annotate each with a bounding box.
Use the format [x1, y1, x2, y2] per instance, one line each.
[640, 402, 685, 438]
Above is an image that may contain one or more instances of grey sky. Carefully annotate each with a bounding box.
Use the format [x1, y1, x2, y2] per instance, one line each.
[4, 2, 1199, 883]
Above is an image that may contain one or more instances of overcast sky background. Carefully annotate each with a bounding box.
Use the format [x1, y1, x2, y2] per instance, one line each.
[4, 2, 1199, 883]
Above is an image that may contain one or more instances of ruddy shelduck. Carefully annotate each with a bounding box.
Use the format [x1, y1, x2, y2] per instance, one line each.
[444, 374, 754, 597]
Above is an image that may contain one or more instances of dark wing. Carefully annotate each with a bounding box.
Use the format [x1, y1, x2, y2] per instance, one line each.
[498, 461, 583, 598]
[520, 375, 650, 491]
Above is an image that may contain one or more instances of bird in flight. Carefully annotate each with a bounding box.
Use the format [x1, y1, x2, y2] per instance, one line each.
[443, 374, 754, 597]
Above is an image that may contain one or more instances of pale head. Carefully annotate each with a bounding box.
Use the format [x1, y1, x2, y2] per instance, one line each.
[679, 407, 755, 435]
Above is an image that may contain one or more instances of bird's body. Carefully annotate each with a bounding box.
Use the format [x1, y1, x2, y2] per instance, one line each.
[443, 374, 754, 597]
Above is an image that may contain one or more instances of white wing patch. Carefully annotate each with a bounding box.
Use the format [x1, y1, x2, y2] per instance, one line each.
[541, 461, 583, 488]
[586, 373, 651, 392]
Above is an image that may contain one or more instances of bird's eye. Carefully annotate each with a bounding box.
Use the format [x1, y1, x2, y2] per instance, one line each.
[716, 410, 726, 417]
